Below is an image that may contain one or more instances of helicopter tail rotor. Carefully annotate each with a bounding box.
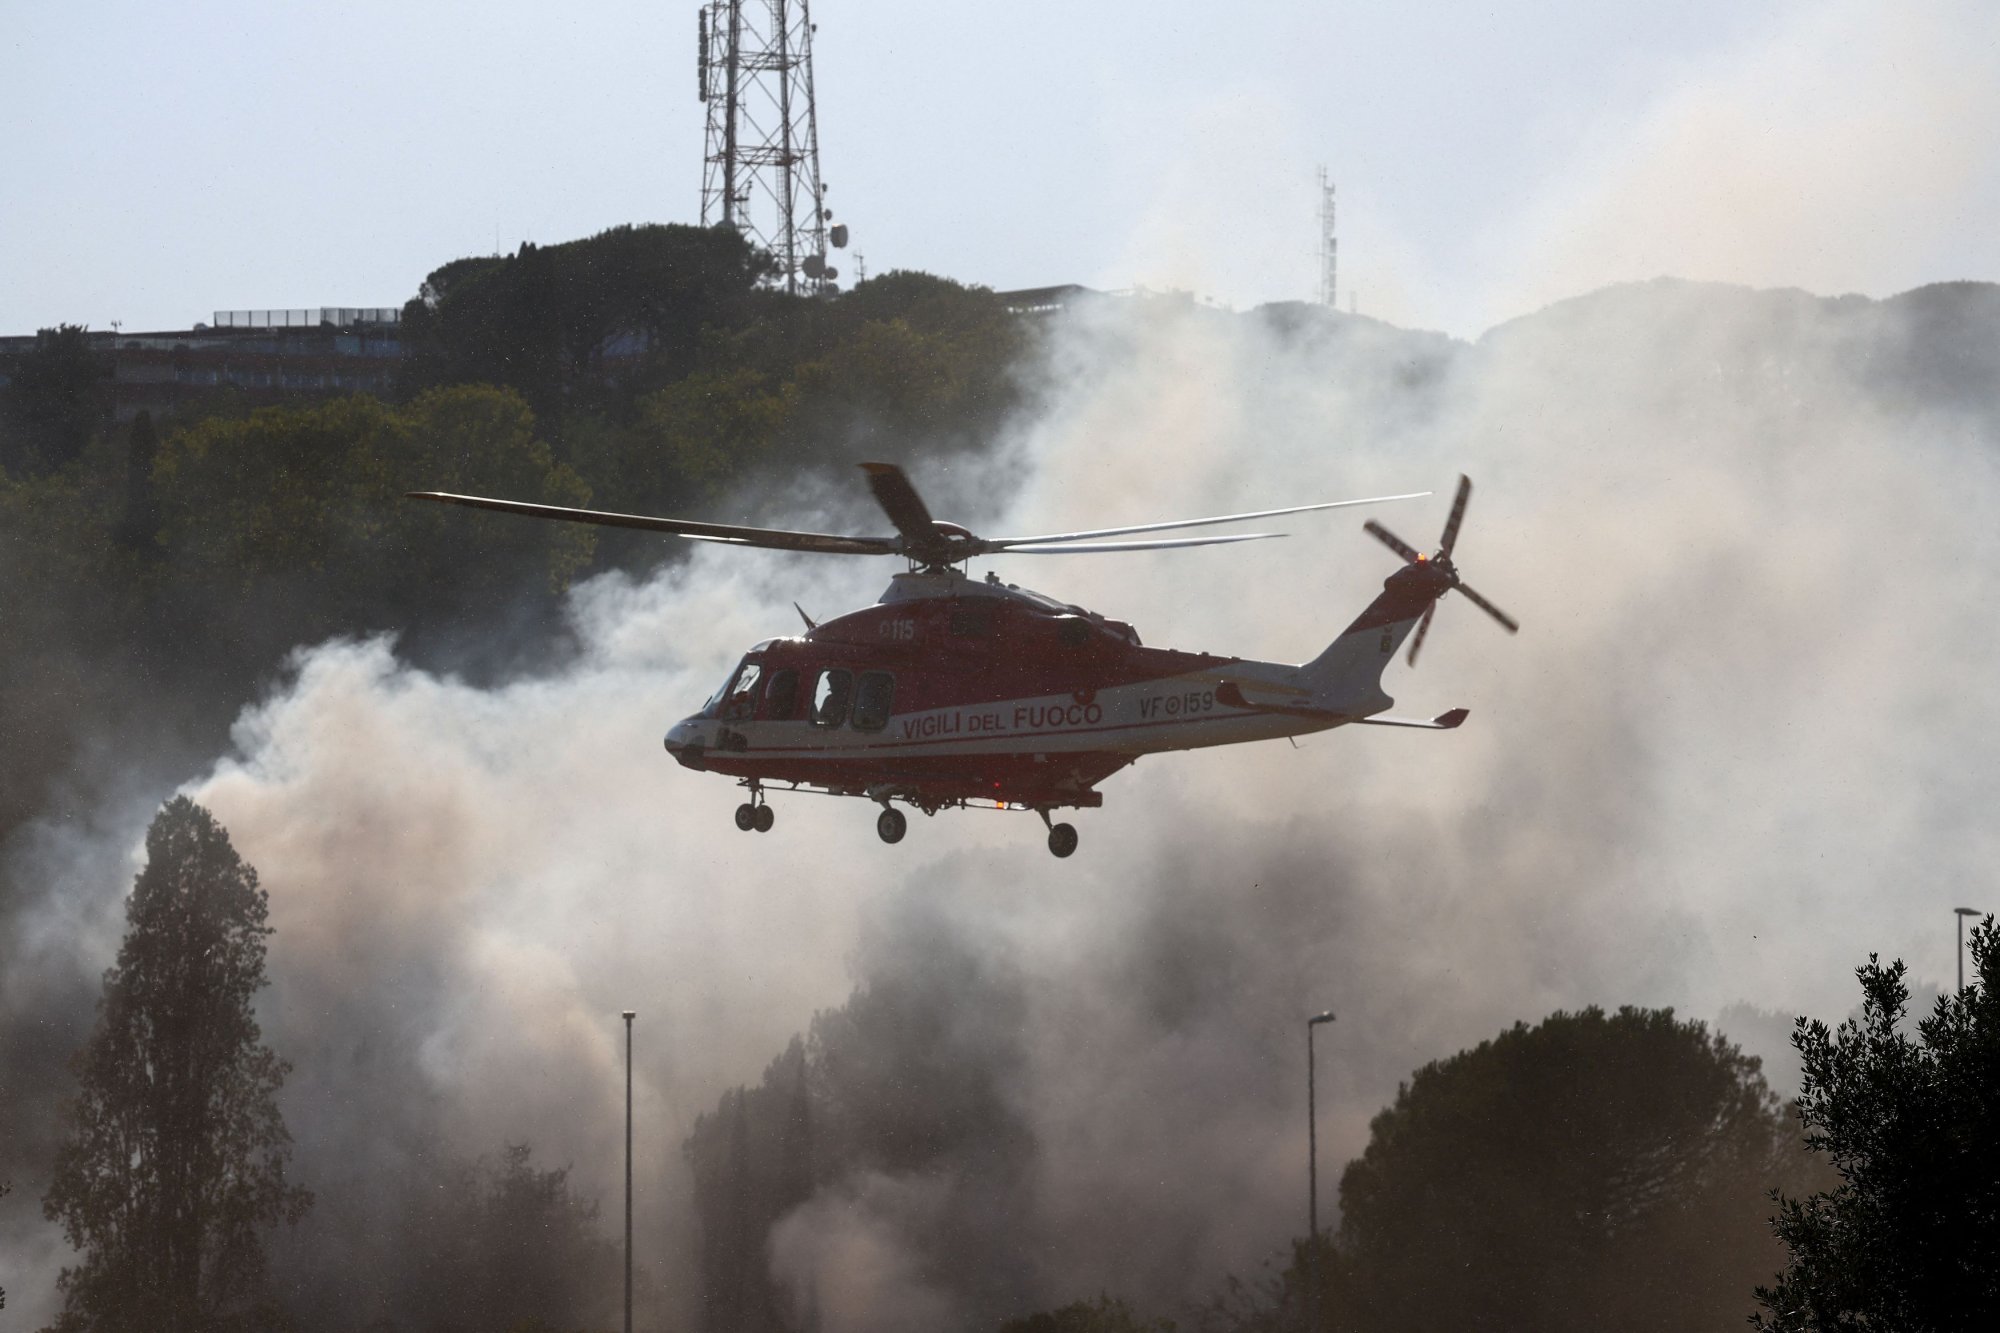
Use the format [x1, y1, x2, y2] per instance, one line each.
[1373, 474, 1519, 666]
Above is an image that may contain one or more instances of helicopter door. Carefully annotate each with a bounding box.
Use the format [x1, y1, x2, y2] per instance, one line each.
[762, 667, 800, 721]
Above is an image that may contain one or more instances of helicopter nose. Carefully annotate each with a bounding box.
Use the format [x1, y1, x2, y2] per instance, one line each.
[663, 719, 708, 770]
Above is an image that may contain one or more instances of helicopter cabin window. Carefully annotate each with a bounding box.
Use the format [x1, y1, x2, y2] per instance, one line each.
[763, 667, 799, 721]
[717, 660, 763, 721]
[810, 668, 853, 728]
[851, 671, 895, 732]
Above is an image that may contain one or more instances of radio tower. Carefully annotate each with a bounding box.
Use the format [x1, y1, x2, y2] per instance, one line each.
[1317, 166, 1338, 309]
[698, 1, 847, 294]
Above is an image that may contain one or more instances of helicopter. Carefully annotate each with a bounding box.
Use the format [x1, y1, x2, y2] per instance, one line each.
[409, 465, 1517, 857]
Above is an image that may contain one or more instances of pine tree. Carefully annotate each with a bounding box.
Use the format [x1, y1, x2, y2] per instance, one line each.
[42, 797, 310, 1332]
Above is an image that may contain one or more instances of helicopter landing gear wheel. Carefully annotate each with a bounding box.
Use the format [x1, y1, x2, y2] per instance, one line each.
[877, 807, 907, 844]
[753, 804, 775, 833]
[1047, 822, 1079, 858]
[734, 803, 758, 832]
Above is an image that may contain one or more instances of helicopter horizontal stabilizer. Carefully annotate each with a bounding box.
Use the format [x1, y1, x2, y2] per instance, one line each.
[1352, 708, 1469, 730]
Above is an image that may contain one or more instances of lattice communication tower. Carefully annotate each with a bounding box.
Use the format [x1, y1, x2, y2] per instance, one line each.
[698, 1, 848, 294]
[1317, 165, 1338, 309]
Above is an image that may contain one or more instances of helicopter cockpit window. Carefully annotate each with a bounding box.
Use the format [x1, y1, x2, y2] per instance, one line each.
[851, 671, 895, 732]
[717, 660, 763, 721]
[810, 668, 853, 728]
[764, 668, 799, 721]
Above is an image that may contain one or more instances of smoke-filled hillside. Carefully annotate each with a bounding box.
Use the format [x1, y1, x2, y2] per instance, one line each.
[4, 278, 1997, 1330]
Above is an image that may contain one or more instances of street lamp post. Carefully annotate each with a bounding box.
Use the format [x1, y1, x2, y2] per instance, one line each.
[622, 1009, 635, 1333]
[1955, 909, 1981, 994]
[1307, 1010, 1336, 1332]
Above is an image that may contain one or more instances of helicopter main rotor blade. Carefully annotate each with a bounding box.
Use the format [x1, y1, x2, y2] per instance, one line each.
[1437, 474, 1472, 559]
[1406, 601, 1438, 666]
[406, 492, 900, 556]
[990, 491, 1429, 548]
[1363, 520, 1422, 564]
[993, 532, 1286, 554]
[859, 463, 940, 545]
[1455, 581, 1520, 634]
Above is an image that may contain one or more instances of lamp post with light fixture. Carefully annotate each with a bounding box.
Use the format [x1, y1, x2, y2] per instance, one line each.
[1307, 1010, 1336, 1332]
[622, 1010, 635, 1333]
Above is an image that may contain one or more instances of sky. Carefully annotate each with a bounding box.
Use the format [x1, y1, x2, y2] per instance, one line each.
[2, 0, 1995, 338]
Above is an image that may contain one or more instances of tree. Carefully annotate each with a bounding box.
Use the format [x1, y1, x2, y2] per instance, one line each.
[397, 223, 769, 412]
[381, 1142, 621, 1333]
[43, 797, 310, 1332]
[1316, 1007, 1818, 1333]
[0, 324, 108, 477]
[1753, 918, 2000, 1331]
[113, 410, 161, 552]
[999, 1295, 1178, 1333]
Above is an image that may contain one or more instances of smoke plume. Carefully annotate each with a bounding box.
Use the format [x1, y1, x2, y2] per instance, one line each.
[11, 273, 1997, 1330]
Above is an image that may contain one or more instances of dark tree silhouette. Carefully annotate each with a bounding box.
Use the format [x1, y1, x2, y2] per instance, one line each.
[113, 409, 160, 552]
[1316, 1007, 1817, 1333]
[0, 324, 107, 476]
[999, 1294, 1178, 1333]
[1754, 917, 2000, 1331]
[42, 797, 310, 1333]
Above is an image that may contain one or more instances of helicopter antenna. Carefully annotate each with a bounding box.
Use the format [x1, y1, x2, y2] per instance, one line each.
[794, 601, 818, 632]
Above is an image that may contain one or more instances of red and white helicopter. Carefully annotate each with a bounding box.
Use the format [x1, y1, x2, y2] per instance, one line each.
[410, 466, 1516, 857]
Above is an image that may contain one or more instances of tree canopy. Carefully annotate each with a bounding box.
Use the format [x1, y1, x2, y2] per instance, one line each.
[0, 324, 108, 478]
[42, 797, 310, 1333]
[1313, 1006, 1818, 1333]
[1753, 918, 2000, 1331]
[999, 1294, 1179, 1333]
[397, 223, 772, 411]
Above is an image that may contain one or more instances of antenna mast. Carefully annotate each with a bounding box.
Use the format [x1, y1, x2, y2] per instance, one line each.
[698, 1, 848, 294]
[1317, 165, 1338, 309]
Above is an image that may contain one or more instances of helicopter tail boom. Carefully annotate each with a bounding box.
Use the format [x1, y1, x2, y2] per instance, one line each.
[1295, 562, 1441, 712]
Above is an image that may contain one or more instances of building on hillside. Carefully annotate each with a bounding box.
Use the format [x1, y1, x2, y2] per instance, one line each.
[994, 284, 1097, 316]
[0, 307, 406, 423]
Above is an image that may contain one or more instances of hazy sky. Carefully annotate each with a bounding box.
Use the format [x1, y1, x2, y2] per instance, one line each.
[3, 0, 1995, 337]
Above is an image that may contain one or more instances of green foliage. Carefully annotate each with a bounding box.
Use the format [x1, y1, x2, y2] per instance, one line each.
[113, 410, 162, 552]
[42, 797, 310, 1333]
[1266, 1007, 1817, 1333]
[631, 366, 797, 501]
[397, 223, 770, 412]
[1753, 919, 2000, 1331]
[152, 385, 592, 633]
[999, 1294, 1178, 1333]
[0, 324, 109, 477]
